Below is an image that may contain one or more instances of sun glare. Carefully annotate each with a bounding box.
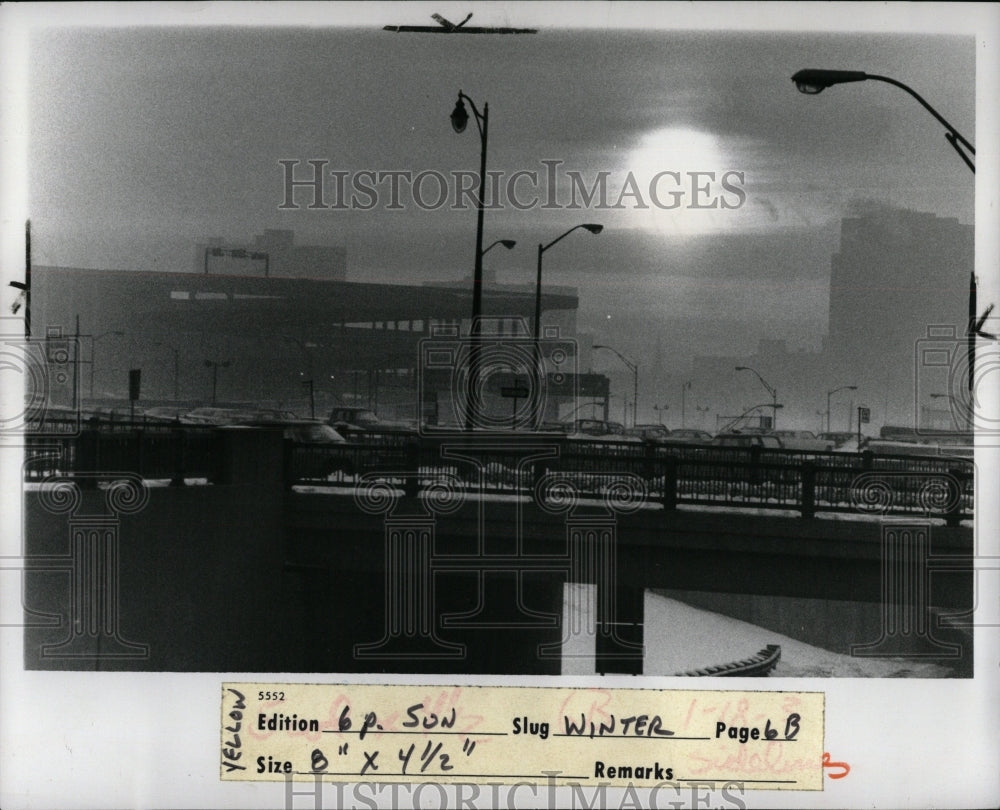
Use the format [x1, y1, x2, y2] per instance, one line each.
[630, 127, 726, 176]
[623, 127, 744, 237]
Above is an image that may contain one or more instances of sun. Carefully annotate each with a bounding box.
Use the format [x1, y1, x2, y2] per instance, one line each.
[622, 127, 742, 236]
[629, 127, 726, 176]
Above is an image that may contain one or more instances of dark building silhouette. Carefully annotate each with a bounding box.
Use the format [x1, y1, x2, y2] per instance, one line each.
[30, 265, 597, 423]
[827, 208, 971, 364]
[825, 207, 972, 428]
[685, 207, 973, 433]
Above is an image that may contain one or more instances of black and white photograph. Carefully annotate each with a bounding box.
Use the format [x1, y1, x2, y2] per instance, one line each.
[1, 2, 998, 808]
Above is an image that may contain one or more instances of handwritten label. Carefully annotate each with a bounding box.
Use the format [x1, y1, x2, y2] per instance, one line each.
[220, 684, 824, 790]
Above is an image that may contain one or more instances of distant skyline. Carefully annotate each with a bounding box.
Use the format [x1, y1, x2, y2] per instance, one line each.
[3, 3, 991, 420]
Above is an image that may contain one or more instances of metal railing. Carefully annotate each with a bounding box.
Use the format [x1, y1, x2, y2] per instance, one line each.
[21, 424, 974, 524]
[24, 420, 223, 484]
[289, 436, 973, 524]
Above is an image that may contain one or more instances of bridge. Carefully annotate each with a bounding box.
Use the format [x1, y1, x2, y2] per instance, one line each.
[20, 424, 975, 674]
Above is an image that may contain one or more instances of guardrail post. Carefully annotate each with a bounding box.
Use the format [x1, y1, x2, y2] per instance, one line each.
[800, 461, 816, 519]
[170, 426, 186, 487]
[532, 459, 549, 492]
[77, 427, 99, 489]
[661, 456, 677, 510]
[946, 467, 964, 528]
[403, 439, 420, 498]
[283, 437, 295, 490]
[749, 444, 762, 485]
[643, 441, 656, 481]
[132, 428, 144, 480]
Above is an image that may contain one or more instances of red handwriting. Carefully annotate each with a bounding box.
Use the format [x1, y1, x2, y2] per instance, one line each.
[557, 689, 615, 732]
[822, 752, 851, 779]
[688, 741, 815, 776]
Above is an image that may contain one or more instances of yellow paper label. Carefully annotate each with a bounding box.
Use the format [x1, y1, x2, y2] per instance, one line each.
[221, 683, 824, 790]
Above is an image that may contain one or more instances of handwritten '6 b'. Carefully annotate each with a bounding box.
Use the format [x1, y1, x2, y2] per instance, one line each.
[716, 713, 800, 744]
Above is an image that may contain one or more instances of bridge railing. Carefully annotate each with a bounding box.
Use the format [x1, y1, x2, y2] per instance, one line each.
[21, 425, 974, 524]
[289, 435, 974, 525]
[23, 421, 224, 484]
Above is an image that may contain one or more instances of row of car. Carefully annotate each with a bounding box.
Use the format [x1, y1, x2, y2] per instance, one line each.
[66, 403, 968, 458]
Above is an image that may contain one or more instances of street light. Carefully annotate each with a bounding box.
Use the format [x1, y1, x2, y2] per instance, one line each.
[720, 402, 784, 435]
[153, 341, 180, 401]
[451, 90, 490, 430]
[790, 69, 975, 172]
[594, 344, 637, 428]
[826, 384, 857, 434]
[480, 239, 516, 290]
[482, 239, 516, 255]
[791, 68, 978, 414]
[681, 380, 692, 428]
[89, 330, 125, 398]
[533, 224, 603, 408]
[735, 366, 778, 430]
[204, 359, 231, 405]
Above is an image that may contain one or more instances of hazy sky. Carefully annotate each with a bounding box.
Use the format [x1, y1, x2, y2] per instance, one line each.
[13, 4, 983, 365]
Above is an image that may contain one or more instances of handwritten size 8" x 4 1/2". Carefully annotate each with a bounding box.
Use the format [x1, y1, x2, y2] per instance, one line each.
[221, 683, 824, 790]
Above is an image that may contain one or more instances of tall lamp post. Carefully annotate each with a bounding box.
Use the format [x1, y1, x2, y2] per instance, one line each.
[282, 335, 316, 418]
[450, 90, 490, 430]
[791, 68, 977, 418]
[826, 384, 857, 434]
[594, 344, 637, 428]
[89, 330, 125, 398]
[204, 359, 231, 405]
[534, 224, 603, 395]
[735, 366, 778, 430]
[681, 380, 692, 428]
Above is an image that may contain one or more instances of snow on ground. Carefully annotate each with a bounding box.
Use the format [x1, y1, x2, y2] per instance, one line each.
[562, 584, 953, 678]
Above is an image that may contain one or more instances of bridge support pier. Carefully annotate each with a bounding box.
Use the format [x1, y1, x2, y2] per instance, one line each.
[596, 583, 644, 675]
[851, 521, 962, 659]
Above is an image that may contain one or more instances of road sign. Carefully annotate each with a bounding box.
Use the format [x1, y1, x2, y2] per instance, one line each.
[129, 369, 141, 401]
[858, 407, 870, 424]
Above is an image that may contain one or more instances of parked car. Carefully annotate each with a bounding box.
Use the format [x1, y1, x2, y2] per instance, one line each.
[625, 424, 672, 443]
[710, 432, 783, 449]
[570, 418, 612, 436]
[770, 429, 834, 452]
[819, 431, 856, 449]
[566, 419, 641, 442]
[863, 438, 972, 459]
[662, 428, 713, 444]
[327, 405, 381, 430]
[327, 405, 414, 434]
[183, 406, 297, 425]
[279, 421, 347, 444]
